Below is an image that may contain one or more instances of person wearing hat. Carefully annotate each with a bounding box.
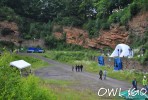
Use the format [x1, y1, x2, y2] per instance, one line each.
[142, 76, 147, 92]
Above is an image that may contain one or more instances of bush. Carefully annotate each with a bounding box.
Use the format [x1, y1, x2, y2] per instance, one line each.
[0, 41, 15, 51]
[140, 50, 148, 64]
[0, 52, 57, 100]
[129, 31, 148, 49]
[54, 17, 83, 27]
[120, 7, 131, 25]
[108, 7, 131, 25]
[130, 2, 140, 17]
[108, 10, 123, 24]
[83, 20, 99, 38]
[0, 6, 20, 22]
[101, 22, 110, 30]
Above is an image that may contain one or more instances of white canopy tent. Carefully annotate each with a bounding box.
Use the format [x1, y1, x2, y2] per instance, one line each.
[110, 44, 133, 58]
[10, 60, 31, 76]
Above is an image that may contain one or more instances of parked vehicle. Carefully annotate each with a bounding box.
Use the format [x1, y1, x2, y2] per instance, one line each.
[34, 48, 45, 53]
[27, 47, 45, 53]
[27, 47, 35, 53]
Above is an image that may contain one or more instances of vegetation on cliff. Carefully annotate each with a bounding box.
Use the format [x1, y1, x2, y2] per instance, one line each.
[0, 0, 147, 52]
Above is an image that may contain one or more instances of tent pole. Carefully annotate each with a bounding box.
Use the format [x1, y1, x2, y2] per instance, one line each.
[20, 69, 22, 77]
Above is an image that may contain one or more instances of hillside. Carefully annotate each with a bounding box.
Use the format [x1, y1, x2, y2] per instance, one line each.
[0, 12, 147, 50]
[0, 0, 147, 50]
[56, 12, 148, 49]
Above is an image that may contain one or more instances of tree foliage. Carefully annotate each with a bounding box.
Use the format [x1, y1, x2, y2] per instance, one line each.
[0, 0, 147, 41]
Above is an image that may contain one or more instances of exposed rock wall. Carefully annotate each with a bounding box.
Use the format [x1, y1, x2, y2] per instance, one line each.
[62, 24, 129, 49]
[0, 21, 20, 46]
[0, 21, 45, 47]
[54, 12, 148, 49]
[0, 12, 147, 49]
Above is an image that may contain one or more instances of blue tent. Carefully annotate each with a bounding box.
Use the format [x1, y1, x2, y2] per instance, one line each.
[98, 56, 105, 66]
[114, 57, 122, 70]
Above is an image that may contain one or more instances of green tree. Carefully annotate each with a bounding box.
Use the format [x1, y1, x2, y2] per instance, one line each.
[79, 0, 96, 20]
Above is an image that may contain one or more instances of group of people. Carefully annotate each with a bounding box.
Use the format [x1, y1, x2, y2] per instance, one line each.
[72, 65, 83, 72]
[99, 70, 107, 80]
[132, 76, 148, 93]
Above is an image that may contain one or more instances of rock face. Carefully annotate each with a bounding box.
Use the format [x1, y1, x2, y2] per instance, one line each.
[0, 21, 45, 47]
[0, 21, 19, 34]
[60, 24, 129, 49]
[129, 12, 148, 35]
[54, 12, 148, 49]
[0, 12, 147, 49]
[0, 21, 20, 45]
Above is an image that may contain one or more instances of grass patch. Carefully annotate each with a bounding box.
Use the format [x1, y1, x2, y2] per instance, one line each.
[41, 79, 123, 100]
[41, 79, 102, 100]
[14, 54, 49, 69]
[44, 79, 72, 86]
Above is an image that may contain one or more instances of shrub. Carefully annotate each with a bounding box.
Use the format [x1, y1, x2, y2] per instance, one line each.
[120, 7, 131, 25]
[54, 17, 83, 27]
[108, 13, 118, 24]
[140, 50, 148, 64]
[0, 41, 15, 51]
[0, 6, 20, 22]
[0, 52, 57, 100]
[130, 2, 140, 17]
[101, 22, 110, 30]
[83, 20, 99, 38]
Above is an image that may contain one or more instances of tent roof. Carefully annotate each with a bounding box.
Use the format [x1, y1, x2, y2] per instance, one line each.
[10, 60, 31, 69]
[110, 44, 133, 57]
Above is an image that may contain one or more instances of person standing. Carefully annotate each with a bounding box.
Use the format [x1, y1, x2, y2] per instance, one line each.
[132, 78, 137, 90]
[103, 70, 107, 80]
[80, 65, 83, 72]
[78, 65, 80, 72]
[75, 65, 78, 72]
[81, 65, 83, 72]
[142, 76, 147, 92]
[99, 70, 103, 80]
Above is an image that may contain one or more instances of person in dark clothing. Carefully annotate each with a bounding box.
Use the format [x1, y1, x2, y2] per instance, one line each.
[132, 78, 137, 90]
[81, 65, 83, 72]
[80, 65, 83, 72]
[78, 65, 80, 72]
[99, 70, 103, 80]
[75, 65, 78, 72]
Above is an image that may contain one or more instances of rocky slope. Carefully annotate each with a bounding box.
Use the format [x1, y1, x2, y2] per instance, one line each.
[63, 24, 129, 49]
[54, 12, 148, 49]
[0, 12, 147, 49]
[0, 21, 44, 47]
[0, 21, 21, 47]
